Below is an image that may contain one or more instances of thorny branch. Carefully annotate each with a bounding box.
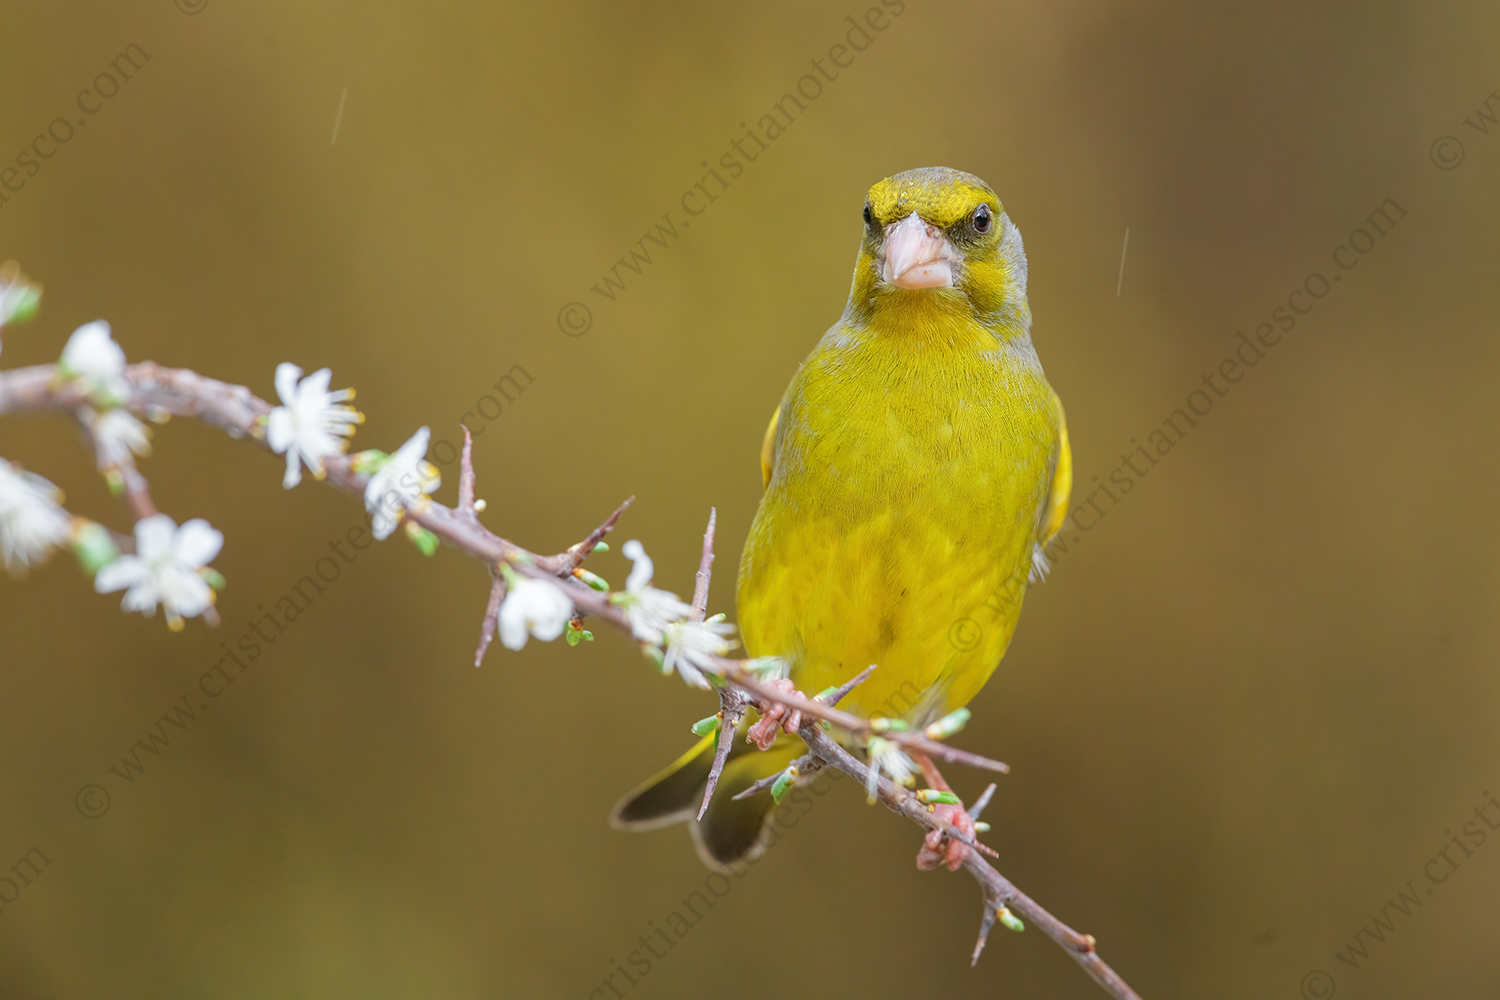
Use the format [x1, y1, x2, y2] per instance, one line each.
[0, 360, 1142, 999]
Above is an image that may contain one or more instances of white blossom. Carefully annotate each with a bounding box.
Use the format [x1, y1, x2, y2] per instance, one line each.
[497, 577, 574, 651]
[0, 459, 72, 577]
[86, 407, 152, 470]
[865, 736, 918, 803]
[363, 427, 441, 541]
[266, 363, 363, 488]
[59, 321, 128, 401]
[610, 539, 692, 645]
[95, 514, 223, 628]
[661, 617, 737, 689]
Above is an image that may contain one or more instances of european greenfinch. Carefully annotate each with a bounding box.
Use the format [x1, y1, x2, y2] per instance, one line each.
[612, 166, 1071, 871]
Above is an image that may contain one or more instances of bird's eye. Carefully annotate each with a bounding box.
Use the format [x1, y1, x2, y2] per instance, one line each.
[863, 203, 873, 229]
[973, 204, 992, 234]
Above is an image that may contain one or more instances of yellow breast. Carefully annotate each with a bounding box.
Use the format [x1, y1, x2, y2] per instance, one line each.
[736, 304, 1059, 724]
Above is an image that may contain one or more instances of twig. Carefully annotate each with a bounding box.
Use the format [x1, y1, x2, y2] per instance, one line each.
[75, 410, 156, 521]
[972, 907, 999, 966]
[698, 687, 745, 821]
[459, 424, 503, 667]
[114, 456, 157, 521]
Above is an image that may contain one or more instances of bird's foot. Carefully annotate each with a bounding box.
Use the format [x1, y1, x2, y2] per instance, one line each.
[746, 678, 803, 750]
[916, 802, 976, 871]
[912, 752, 989, 872]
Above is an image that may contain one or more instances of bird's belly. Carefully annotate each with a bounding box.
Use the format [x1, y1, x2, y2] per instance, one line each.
[738, 437, 1041, 725]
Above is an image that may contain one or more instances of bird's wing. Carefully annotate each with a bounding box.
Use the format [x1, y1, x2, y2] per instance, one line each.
[1039, 391, 1072, 544]
[759, 405, 781, 490]
[1027, 391, 1072, 585]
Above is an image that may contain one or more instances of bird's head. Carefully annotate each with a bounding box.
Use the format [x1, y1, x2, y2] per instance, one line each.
[847, 166, 1030, 334]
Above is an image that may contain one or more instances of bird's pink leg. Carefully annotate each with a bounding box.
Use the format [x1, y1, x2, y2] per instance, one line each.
[745, 677, 804, 751]
[913, 753, 977, 872]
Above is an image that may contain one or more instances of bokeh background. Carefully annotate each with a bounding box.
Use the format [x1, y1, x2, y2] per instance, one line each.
[3, 0, 1498, 996]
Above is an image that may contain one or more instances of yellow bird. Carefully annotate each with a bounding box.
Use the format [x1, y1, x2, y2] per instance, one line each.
[612, 166, 1071, 871]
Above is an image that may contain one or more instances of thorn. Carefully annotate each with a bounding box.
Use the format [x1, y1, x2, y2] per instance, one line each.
[458, 425, 476, 514]
[971, 903, 998, 966]
[690, 507, 716, 622]
[970, 783, 997, 823]
[473, 567, 507, 666]
[563, 496, 634, 570]
[821, 664, 876, 708]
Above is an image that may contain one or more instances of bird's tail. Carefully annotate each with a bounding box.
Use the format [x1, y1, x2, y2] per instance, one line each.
[609, 720, 805, 871]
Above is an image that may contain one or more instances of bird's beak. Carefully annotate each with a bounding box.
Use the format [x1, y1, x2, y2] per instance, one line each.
[881, 213, 955, 289]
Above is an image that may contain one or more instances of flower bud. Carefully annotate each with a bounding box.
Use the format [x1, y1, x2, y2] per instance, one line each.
[70, 520, 118, 575]
[771, 765, 799, 804]
[404, 521, 439, 557]
[573, 568, 610, 591]
[924, 707, 971, 741]
[351, 449, 390, 475]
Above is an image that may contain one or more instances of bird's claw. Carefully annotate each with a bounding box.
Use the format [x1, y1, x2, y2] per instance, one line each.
[746, 678, 803, 750]
[916, 802, 976, 872]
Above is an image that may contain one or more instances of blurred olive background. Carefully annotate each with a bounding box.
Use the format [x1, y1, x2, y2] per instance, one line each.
[2, 0, 1498, 996]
